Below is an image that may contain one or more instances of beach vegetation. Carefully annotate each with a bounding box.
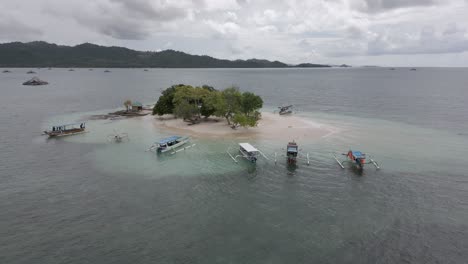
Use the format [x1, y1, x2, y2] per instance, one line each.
[153, 85, 180, 115]
[154, 84, 263, 127]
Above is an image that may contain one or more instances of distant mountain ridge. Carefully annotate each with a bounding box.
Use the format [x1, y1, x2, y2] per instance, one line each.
[0, 41, 332, 68]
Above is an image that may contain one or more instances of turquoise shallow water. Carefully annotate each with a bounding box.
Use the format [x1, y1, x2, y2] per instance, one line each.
[1, 68, 468, 263]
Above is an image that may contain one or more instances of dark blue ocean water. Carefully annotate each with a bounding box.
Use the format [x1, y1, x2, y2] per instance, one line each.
[1, 68, 467, 264]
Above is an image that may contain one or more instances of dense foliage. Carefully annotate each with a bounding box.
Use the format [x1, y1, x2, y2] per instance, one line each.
[0, 41, 331, 68]
[153, 85, 263, 128]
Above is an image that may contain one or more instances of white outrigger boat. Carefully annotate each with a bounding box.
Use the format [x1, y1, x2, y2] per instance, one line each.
[227, 143, 269, 163]
[147, 136, 193, 154]
[43, 123, 86, 137]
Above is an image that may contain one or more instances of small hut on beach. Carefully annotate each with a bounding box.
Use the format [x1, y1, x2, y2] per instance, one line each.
[131, 101, 143, 112]
[23, 77, 48, 86]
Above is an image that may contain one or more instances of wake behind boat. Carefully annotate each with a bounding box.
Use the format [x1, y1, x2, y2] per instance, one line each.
[44, 123, 86, 137]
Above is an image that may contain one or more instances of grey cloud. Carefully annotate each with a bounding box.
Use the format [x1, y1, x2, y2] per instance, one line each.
[359, 0, 436, 12]
[98, 21, 149, 40]
[109, 0, 187, 20]
[367, 25, 468, 55]
[0, 17, 42, 41]
[69, 0, 193, 40]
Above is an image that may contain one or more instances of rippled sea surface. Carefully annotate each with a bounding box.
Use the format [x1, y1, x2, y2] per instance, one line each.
[1, 68, 467, 264]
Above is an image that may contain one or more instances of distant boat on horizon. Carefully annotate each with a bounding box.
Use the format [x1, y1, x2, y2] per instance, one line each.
[26, 70, 36, 74]
[410, 68, 417, 71]
[69, 69, 74, 71]
[104, 69, 111, 73]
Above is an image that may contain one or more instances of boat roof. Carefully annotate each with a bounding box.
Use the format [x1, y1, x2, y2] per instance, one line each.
[158, 136, 181, 144]
[132, 101, 143, 107]
[52, 123, 84, 127]
[351, 151, 365, 158]
[287, 147, 298, 153]
[239, 143, 258, 153]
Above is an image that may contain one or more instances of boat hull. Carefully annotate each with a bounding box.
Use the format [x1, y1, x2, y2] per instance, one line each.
[44, 128, 86, 137]
[279, 110, 292, 115]
[157, 137, 190, 153]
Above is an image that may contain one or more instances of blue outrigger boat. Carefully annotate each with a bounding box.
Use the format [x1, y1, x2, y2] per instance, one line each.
[333, 150, 380, 170]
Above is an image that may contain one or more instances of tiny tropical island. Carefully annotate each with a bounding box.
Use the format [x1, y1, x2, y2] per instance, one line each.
[149, 84, 330, 140]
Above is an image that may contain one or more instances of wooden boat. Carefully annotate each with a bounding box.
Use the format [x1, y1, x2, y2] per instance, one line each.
[26, 70, 36, 74]
[238, 143, 259, 162]
[278, 105, 293, 115]
[227, 143, 267, 163]
[2, 70, 11, 73]
[150, 136, 190, 153]
[333, 150, 380, 170]
[104, 70, 111, 73]
[286, 141, 298, 164]
[44, 123, 86, 137]
[23, 77, 48, 86]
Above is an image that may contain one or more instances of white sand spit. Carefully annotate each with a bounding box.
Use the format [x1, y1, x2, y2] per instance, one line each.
[151, 112, 330, 140]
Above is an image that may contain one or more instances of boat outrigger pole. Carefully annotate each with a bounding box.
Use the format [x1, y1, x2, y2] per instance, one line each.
[333, 153, 345, 169]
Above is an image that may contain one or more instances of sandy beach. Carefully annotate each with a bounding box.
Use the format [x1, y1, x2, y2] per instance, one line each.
[151, 112, 332, 140]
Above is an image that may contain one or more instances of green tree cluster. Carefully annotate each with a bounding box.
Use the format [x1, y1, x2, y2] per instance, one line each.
[153, 85, 263, 128]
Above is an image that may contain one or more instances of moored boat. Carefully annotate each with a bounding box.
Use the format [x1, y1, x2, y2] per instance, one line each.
[23, 77, 48, 85]
[238, 143, 259, 163]
[286, 141, 298, 164]
[333, 150, 380, 170]
[278, 105, 293, 115]
[44, 123, 86, 137]
[152, 136, 190, 153]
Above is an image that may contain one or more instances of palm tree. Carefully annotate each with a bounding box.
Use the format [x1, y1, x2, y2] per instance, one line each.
[124, 100, 132, 112]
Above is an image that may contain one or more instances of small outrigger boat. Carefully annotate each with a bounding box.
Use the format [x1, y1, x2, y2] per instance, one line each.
[26, 70, 36, 74]
[333, 150, 380, 170]
[104, 70, 111, 73]
[227, 143, 269, 163]
[44, 123, 86, 137]
[107, 131, 129, 143]
[278, 105, 293, 115]
[148, 136, 190, 153]
[239, 143, 259, 163]
[286, 141, 298, 165]
[23, 77, 48, 86]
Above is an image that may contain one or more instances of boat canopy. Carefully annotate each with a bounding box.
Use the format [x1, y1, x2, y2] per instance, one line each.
[158, 136, 181, 145]
[239, 143, 258, 153]
[52, 123, 84, 127]
[287, 147, 298, 153]
[351, 151, 365, 158]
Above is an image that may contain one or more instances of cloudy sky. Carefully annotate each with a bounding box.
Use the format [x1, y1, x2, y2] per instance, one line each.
[1, 0, 468, 66]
